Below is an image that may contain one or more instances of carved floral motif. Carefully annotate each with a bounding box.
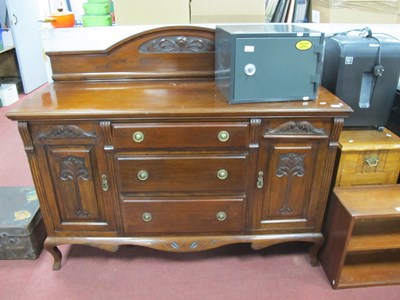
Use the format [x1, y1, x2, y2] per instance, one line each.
[276, 153, 306, 216]
[151, 239, 219, 251]
[266, 121, 326, 136]
[140, 36, 215, 53]
[59, 156, 90, 218]
[278, 206, 294, 215]
[38, 125, 96, 140]
[276, 153, 305, 178]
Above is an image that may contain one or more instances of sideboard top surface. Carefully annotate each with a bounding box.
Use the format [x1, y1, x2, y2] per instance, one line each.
[7, 25, 352, 121]
[7, 81, 351, 121]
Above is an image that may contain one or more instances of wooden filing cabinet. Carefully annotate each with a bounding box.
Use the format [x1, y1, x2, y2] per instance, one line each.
[320, 185, 400, 289]
[335, 128, 400, 187]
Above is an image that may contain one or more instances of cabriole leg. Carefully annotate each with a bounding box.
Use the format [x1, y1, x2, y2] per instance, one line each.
[308, 238, 324, 266]
[44, 242, 62, 271]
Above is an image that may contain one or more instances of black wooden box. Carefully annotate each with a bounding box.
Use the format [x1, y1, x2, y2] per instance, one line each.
[0, 187, 46, 260]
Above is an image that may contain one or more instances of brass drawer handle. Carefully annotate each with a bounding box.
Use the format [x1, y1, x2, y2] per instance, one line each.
[217, 169, 228, 180]
[216, 211, 227, 221]
[218, 130, 230, 142]
[137, 170, 149, 181]
[133, 131, 144, 143]
[142, 212, 152, 222]
[365, 155, 379, 167]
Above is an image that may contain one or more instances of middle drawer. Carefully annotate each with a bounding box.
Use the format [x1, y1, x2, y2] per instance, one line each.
[115, 153, 248, 194]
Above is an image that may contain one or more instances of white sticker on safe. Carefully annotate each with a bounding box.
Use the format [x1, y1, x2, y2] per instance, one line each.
[244, 45, 255, 52]
[345, 57, 353, 65]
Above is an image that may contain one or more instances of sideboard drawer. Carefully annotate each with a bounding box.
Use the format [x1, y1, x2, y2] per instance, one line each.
[112, 122, 250, 149]
[121, 197, 245, 233]
[116, 154, 248, 194]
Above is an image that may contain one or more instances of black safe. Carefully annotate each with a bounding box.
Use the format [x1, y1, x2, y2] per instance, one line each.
[215, 24, 325, 104]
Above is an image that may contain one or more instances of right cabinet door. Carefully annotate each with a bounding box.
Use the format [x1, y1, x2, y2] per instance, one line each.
[252, 119, 331, 232]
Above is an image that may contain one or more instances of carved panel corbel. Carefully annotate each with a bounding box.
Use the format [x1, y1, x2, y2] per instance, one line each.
[265, 121, 326, 137]
[38, 125, 96, 140]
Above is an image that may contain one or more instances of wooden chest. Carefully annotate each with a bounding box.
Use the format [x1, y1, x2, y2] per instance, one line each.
[0, 187, 46, 260]
[335, 128, 400, 187]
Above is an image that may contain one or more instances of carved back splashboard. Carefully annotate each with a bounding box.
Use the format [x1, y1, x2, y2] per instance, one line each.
[47, 26, 215, 82]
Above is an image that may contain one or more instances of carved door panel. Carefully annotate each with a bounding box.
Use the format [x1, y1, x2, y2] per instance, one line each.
[252, 120, 330, 232]
[31, 123, 116, 232]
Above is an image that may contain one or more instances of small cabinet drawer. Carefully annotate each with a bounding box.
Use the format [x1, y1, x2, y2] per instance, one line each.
[112, 122, 249, 149]
[116, 154, 248, 194]
[335, 128, 400, 187]
[121, 197, 245, 233]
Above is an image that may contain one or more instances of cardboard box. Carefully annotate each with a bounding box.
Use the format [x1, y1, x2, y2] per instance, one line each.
[113, 0, 190, 25]
[311, 0, 400, 23]
[0, 83, 19, 106]
[190, 0, 266, 23]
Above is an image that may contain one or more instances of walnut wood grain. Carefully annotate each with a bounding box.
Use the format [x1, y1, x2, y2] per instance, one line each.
[47, 26, 215, 82]
[320, 185, 400, 288]
[6, 26, 352, 270]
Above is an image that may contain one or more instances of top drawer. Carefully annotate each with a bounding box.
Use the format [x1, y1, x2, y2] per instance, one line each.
[112, 122, 250, 149]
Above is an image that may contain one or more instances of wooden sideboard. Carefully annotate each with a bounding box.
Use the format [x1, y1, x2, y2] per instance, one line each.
[7, 26, 352, 270]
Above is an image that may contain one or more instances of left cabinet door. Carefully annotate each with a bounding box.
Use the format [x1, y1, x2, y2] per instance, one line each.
[31, 123, 116, 233]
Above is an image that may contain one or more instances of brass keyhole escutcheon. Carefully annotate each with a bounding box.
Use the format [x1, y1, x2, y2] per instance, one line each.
[133, 131, 144, 143]
[101, 174, 109, 192]
[137, 170, 149, 181]
[142, 212, 152, 222]
[216, 211, 227, 221]
[218, 130, 230, 142]
[257, 171, 264, 189]
[217, 169, 228, 180]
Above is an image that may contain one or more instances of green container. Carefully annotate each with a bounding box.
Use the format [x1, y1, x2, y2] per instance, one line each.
[87, 0, 109, 3]
[82, 14, 112, 27]
[83, 2, 110, 15]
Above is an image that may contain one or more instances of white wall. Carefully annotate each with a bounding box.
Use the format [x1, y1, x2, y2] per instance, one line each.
[40, 23, 400, 52]
[39, 23, 400, 88]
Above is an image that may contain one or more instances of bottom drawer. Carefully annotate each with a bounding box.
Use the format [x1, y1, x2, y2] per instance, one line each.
[121, 197, 245, 234]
